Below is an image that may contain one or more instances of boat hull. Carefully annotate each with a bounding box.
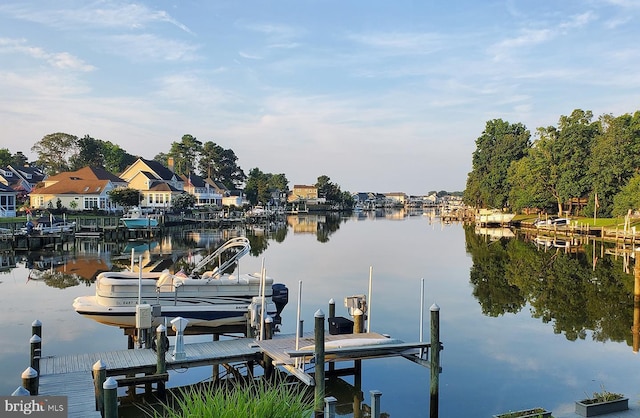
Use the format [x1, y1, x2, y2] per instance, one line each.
[73, 295, 278, 328]
[121, 218, 158, 228]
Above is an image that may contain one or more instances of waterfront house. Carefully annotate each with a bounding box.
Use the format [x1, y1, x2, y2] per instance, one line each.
[119, 158, 184, 211]
[288, 185, 319, 202]
[0, 183, 17, 217]
[179, 173, 223, 207]
[384, 192, 407, 207]
[29, 166, 126, 212]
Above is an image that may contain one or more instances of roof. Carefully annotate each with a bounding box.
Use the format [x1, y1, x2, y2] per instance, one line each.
[179, 173, 206, 188]
[148, 181, 182, 192]
[139, 158, 176, 181]
[0, 183, 16, 193]
[46, 166, 124, 183]
[32, 178, 111, 195]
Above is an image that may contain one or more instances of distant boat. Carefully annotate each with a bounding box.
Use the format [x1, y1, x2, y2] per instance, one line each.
[475, 209, 515, 226]
[534, 217, 571, 228]
[120, 207, 159, 229]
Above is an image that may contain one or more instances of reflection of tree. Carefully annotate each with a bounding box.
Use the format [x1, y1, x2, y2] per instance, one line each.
[33, 271, 81, 289]
[465, 226, 634, 344]
[316, 213, 343, 243]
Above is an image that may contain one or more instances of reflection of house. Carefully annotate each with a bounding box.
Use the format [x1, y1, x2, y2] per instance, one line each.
[180, 173, 222, 206]
[29, 166, 126, 211]
[119, 158, 184, 210]
[287, 214, 324, 233]
[288, 185, 319, 202]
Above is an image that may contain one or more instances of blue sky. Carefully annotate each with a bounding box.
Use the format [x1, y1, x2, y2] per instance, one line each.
[0, 1, 638, 194]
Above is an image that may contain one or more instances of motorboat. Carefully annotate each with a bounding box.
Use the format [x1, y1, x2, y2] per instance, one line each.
[475, 209, 516, 226]
[22, 214, 76, 235]
[72, 237, 289, 329]
[534, 216, 571, 228]
[120, 207, 159, 229]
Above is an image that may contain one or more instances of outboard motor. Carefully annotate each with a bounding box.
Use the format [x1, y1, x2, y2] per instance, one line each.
[271, 283, 289, 317]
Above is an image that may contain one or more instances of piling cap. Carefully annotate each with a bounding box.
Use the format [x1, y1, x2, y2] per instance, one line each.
[21, 367, 38, 378]
[329, 298, 335, 304]
[353, 308, 363, 316]
[93, 359, 107, 370]
[12, 387, 30, 396]
[156, 324, 166, 332]
[30, 334, 41, 343]
[103, 377, 118, 390]
[31, 319, 42, 327]
[430, 303, 440, 312]
[265, 316, 273, 323]
[314, 309, 325, 318]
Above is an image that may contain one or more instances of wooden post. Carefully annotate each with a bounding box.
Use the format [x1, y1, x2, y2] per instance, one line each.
[314, 309, 325, 417]
[212, 333, 220, 381]
[324, 396, 337, 418]
[103, 377, 118, 418]
[328, 298, 335, 319]
[11, 387, 30, 396]
[430, 303, 441, 418]
[370, 390, 383, 418]
[156, 324, 167, 397]
[30, 334, 41, 374]
[633, 255, 640, 353]
[353, 308, 364, 334]
[263, 316, 274, 379]
[21, 367, 38, 395]
[31, 319, 42, 339]
[264, 316, 273, 340]
[93, 360, 107, 413]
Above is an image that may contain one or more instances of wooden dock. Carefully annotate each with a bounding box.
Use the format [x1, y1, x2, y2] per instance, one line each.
[36, 332, 429, 417]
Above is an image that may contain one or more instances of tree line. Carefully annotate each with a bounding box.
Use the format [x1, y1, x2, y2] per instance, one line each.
[3, 132, 352, 207]
[463, 109, 640, 217]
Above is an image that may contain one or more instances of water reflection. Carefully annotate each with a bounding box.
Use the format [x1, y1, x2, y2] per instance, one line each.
[466, 225, 634, 344]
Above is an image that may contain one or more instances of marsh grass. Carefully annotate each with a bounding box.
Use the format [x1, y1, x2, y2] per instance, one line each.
[146, 378, 314, 418]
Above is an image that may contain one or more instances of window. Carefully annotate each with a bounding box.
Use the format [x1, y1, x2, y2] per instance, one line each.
[84, 197, 98, 210]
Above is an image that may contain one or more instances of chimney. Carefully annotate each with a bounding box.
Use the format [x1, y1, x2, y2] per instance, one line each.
[167, 157, 174, 172]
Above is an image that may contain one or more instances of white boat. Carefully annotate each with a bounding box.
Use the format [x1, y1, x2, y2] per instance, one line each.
[120, 207, 159, 229]
[23, 215, 76, 235]
[73, 237, 289, 329]
[475, 209, 515, 225]
[534, 217, 571, 228]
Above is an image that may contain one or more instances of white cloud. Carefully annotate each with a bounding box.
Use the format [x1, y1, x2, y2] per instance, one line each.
[104, 34, 200, 62]
[0, 38, 95, 71]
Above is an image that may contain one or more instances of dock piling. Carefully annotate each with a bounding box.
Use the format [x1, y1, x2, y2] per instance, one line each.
[93, 360, 106, 413]
[370, 390, 383, 418]
[156, 324, 167, 396]
[430, 303, 441, 418]
[11, 387, 30, 396]
[30, 334, 41, 374]
[103, 377, 118, 418]
[324, 396, 337, 418]
[314, 309, 325, 416]
[31, 319, 42, 339]
[21, 367, 38, 395]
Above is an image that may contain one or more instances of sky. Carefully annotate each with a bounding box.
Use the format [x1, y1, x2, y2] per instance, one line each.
[0, 1, 639, 195]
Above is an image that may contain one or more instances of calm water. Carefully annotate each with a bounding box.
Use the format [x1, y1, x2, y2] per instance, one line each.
[1, 211, 639, 417]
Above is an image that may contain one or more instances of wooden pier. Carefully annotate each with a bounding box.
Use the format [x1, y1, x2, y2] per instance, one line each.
[34, 331, 430, 417]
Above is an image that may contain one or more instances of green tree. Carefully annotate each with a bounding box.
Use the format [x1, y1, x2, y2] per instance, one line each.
[70, 135, 105, 169]
[612, 173, 640, 216]
[168, 134, 202, 176]
[554, 109, 600, 215]
[0, 148, 12, 166]
[108, 188, 141, 208]
[12, 151, 28, 167]
[245, 168, 270, 205]
[172, 192, 197, 211]
[197, 141, 245, 189]
[102, 141, 136, 174]
[587, 112, 640, 217]
[463, 119, 531, 209]
[507, 155, 556, 213]
[31, 132, 78, 174]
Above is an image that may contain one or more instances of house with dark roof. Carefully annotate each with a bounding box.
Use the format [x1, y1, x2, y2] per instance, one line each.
[179, 173, 223, 206]
[119, 158, 185, 211]
[29, 166, 126, 211]
[0, 183, 17, 217]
